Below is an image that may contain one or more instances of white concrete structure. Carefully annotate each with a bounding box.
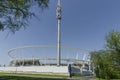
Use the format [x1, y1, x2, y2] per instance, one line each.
[0, 66, 69, 74]
[0, 65, 93, 76]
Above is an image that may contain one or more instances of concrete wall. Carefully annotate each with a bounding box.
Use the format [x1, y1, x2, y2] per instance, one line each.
[0, 66, 69, 74]
[0, 66, 92, 76]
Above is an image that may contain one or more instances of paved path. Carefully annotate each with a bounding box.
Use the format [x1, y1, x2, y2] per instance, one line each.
[59, 76, 95, 80]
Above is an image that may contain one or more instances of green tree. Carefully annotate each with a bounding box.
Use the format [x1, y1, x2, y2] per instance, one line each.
[91, 30, 120, 79]
[0, 0, 49, 33]
[106, 31, 120, 66]
[106, 30, 120, 78]
[91, 50, 116, 80]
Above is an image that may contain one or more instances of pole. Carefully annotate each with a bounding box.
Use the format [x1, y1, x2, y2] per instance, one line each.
[57, 0, 61, 66]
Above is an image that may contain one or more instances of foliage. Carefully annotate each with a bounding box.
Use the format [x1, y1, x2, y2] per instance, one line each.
[106, 31, 120, 68]
[0, 0, 49, 33]
[91, 30, 120, 80]
[106, 31, 120, 51]
[91, 50, 116, 80]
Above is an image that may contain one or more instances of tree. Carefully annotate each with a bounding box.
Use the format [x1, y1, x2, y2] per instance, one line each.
[91, 30, 120, 79]
[0, 0, 49, 33]
[91, 50, 117, 80]
[106, 31, 120, 78]
[106, 31, 120, 67]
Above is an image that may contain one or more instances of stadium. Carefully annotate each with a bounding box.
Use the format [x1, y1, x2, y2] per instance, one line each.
[0, 46, 93, 76]
[0, 0, 93, 76]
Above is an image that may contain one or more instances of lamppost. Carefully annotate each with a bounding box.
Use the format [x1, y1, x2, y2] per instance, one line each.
[57, 0, 61, 66]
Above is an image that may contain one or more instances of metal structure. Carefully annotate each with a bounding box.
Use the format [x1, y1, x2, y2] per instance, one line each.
[8, 45, 89, 59]
[7, 45, 90, 67]
[57, 0, 62, 66]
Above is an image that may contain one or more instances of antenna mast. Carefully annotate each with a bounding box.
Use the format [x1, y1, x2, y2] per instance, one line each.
[57, 0, 61, 66]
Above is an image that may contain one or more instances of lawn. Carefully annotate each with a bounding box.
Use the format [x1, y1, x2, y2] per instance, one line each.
[95, 78, 120, 80]
[0, 72, 83, 80]
[0, 72, 68, 78]
[0, 76, 57, 80]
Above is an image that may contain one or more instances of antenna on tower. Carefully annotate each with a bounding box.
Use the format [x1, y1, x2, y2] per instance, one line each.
[57, 0, 61, 19]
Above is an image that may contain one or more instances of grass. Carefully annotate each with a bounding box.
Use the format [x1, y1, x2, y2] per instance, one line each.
[0, 72, 83, 80]
[0, 72, 64, 80]
[0, 72, 68, 78]
[95, 78, 120, 80]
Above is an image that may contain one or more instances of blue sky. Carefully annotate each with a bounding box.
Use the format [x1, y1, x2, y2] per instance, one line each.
[0, 0, 120, 65]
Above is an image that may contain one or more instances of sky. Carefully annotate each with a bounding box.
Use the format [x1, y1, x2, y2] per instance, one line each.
[0, 0, 120, 65]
